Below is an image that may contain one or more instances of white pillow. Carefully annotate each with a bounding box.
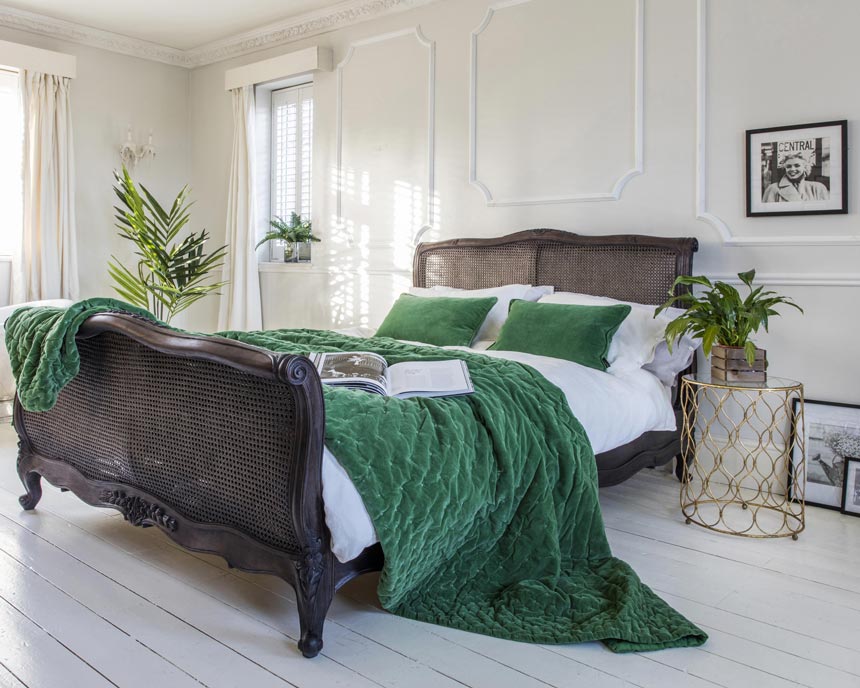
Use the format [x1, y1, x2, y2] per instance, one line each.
[538, 292, 682, 374]
[408, 284, 552, 342]
[643, 336, 699, 386]
[640, 305, 701, 385]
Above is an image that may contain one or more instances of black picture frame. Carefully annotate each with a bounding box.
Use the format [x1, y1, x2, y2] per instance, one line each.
[841, 458, 860, 517]
[746, 120, 848, 217]
[790, 398, 860, 510]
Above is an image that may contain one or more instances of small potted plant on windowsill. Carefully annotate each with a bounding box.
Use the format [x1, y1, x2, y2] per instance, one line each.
[655, 269, 802, 383]
[257, 212, 320, 263]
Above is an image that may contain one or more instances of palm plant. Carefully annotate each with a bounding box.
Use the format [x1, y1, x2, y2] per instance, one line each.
[108, 168, 228, 323]
[655, 269, 803, 365]
[256, 212, 319, 249]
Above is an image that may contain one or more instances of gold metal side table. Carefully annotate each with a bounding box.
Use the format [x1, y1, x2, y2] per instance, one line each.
[680, 373, 805, 539]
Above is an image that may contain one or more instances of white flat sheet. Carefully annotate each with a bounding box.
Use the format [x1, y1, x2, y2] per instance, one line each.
[321, 329, 675, 562]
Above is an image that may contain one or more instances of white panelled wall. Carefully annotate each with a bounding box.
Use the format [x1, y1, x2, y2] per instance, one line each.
[2, 0, 858, 403]
[189, 0, 860, 404]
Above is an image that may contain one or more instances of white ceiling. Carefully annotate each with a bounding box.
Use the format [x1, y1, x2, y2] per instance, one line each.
[2, 0, 344, 50]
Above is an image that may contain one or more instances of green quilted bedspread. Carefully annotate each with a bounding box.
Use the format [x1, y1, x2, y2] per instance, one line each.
[6, 298, 706, 652]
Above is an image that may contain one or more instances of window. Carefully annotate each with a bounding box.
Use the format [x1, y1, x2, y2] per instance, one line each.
[267, 83, 313, 261]
[0, 69, 22, 257]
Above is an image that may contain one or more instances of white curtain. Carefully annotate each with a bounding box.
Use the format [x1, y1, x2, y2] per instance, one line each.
[218, 85, 262, 331]
[15, 70, 78, 302]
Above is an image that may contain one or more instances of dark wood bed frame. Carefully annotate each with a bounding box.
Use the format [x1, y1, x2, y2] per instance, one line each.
[14, 229, 697, 659]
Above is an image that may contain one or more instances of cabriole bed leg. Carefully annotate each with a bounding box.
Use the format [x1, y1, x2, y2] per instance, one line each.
[18, 470, 42, 510]
[294, 550, 334, 658]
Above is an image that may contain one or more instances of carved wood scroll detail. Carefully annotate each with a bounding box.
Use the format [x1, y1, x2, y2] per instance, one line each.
[100, 489, 178, 531]
[296, 538, 325, 603]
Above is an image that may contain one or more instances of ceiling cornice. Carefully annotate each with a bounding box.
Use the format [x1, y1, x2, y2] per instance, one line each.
[0, 0, 439, 70]
[185, 0, 437, 67]
[0, 5, 190, 67]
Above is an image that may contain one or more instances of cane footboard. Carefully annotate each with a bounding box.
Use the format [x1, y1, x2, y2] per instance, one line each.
[14, 312, 381, 658]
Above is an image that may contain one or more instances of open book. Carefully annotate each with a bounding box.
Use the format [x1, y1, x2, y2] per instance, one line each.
[310, 352, 474, 399]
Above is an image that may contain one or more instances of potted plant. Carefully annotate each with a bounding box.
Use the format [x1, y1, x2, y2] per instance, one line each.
[256, 212, 320, 263]
[655, 269, 802, 383]
[108, 168, 228, 324]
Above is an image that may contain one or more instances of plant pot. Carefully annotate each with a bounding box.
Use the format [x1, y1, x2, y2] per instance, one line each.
[283, 242, 298, 263]
[296, 241, 312, 263]
[282, 242, 312, 263]
[710, 344, 767, 383]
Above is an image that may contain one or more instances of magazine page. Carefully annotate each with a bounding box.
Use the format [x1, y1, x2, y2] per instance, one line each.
[388, 360, 473, 399]
[313, 352, 389, 396]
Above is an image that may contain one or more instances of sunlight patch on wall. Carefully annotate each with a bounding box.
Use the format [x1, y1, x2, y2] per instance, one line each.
[393, 179, 426, 270]
[326, 217, 371, 328]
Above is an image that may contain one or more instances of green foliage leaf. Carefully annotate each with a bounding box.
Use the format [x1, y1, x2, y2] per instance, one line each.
[672, 275, 714, 292]
[738, 269, 756, 287]
[744, 340, 758, 367]
[701, 324, 720, 356]
[108, 166, 228, 323]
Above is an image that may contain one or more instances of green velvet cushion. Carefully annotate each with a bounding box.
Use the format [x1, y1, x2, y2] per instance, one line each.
[491, 300, 632, 370]
[376, 294, 498, 347]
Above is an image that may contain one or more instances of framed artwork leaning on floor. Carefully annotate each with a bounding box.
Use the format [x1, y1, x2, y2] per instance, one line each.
[790, 398, 860, 509]
[841, 458, 860, 517]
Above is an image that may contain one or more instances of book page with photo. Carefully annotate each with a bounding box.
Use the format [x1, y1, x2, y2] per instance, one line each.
[311, 352, 473, 399]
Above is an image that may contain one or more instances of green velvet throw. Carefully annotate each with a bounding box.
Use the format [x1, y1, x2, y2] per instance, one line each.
[6, 299, 706, 652]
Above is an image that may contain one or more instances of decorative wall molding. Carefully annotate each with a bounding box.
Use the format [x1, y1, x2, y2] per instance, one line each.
[469, 0, 644, 206]
[260, 267, 860, 286]
[695, 0, 860, 246]
[258, 263, 323, 274]
[258, 264, 411, 277]
[707, 272, 860, 288]
[336, 27, 436, 245]
[0, 0, 440, 69]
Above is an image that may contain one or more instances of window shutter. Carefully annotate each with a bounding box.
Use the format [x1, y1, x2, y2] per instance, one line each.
[271, 83, 313, 223]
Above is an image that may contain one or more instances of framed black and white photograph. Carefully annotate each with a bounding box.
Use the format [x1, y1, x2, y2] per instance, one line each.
[841, 458, 860, 517]
[746, 120, 848, 217]
[790, 398, 860, 509]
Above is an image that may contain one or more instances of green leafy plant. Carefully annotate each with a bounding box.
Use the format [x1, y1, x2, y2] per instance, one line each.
[256, 212, 320, 248]
[108, 167, 228, 323]
[655, 269, 803, 365]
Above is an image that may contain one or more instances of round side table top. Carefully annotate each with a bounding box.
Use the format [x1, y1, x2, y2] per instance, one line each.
[682, 373, 802, 391]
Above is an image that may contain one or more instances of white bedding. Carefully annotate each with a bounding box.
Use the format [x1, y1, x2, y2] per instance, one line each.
[321, 328, 676, 562]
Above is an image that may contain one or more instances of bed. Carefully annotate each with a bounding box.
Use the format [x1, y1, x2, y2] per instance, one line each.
[13, 228, 698, 658]
[411, 229, 698, 485]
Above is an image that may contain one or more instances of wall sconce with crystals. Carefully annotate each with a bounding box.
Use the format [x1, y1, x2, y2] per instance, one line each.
[119, 127, 156, 168]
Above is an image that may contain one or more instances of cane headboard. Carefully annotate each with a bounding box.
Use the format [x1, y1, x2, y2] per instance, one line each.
[413, 229, 699, 306]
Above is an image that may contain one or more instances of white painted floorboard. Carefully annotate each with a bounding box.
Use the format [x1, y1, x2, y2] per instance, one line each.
[1, 425, 858, 687]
